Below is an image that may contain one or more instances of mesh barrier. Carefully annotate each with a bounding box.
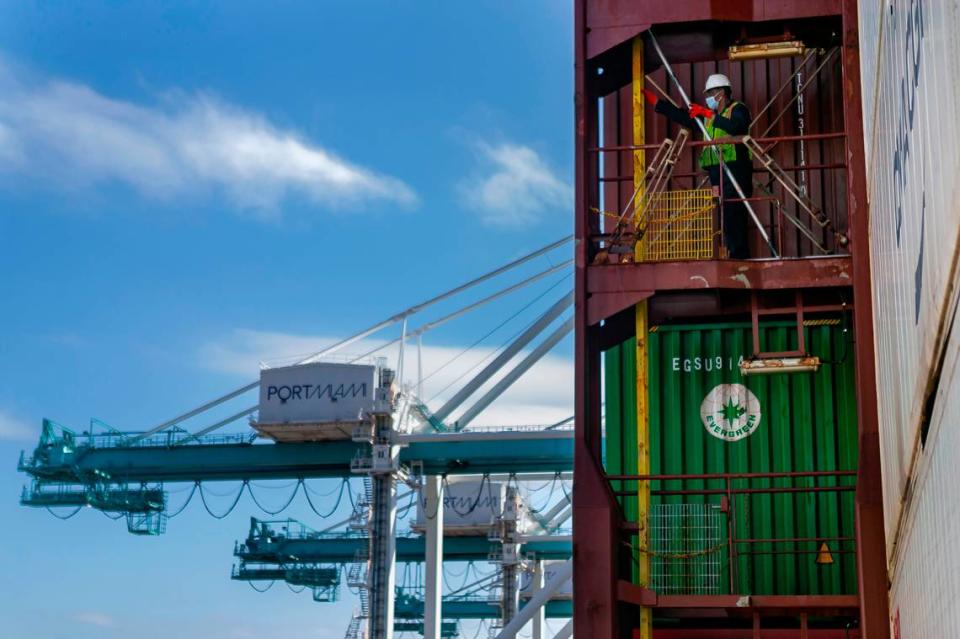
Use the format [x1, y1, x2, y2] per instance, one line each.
[636, 188, 716, 262]
[650, 503, 723, 595]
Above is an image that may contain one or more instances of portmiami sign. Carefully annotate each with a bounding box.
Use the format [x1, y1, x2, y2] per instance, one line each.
[700, 383, 761, 442]
[259, 362, 377, 425]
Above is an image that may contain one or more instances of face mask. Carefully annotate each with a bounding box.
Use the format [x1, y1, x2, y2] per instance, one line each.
[706, 95, 720, 111]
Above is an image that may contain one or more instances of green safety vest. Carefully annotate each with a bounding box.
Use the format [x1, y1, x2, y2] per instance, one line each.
[699, 101, 752, 169]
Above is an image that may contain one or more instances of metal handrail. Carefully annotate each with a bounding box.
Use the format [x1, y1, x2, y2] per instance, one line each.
[606, 469, 858, 593]
[589, 131, 846, 152]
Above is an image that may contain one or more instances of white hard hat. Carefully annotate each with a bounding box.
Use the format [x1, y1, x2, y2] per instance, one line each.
[704, 73, 732, 93]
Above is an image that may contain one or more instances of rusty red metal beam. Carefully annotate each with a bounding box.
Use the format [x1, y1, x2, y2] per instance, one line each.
[619, 582, 859, 613]
[588, 290, 652, 326]
[840, 1, 890, 637]
[649, 632, 858, 639]
[573, 0, 620, 637]
[586, 257, 853, 297]
[584, 0, 840, 58]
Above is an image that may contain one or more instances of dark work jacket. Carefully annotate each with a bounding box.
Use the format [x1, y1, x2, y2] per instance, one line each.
[654, 99, 753, 199]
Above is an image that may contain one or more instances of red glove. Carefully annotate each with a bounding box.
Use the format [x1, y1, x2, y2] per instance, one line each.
[641, 89, 658, 106]
[688, 103, 713, 119]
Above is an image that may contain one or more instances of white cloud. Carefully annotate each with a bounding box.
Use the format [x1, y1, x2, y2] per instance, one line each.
[198, 328, 573, 427]
[0, 60, 416, 215]
[462, 142, 571, 228]
[0, 408, 35, 442]
[74, 611, 117, 628]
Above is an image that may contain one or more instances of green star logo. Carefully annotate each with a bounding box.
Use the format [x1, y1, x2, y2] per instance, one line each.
[720, 397, 746, 426]
[701, 384, 762, 442]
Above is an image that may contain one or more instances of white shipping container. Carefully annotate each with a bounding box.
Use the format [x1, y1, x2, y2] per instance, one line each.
[858, 0, 960, 553]
[258, 361, 377, 425]
[887, 309, 960, 638]
[413, 481, 507, 535]
[519, 561, 573, 600]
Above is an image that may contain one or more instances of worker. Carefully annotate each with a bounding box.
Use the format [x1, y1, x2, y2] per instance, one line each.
[643, 73, 753, 258]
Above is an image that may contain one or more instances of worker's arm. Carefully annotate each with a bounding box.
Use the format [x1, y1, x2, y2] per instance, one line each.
[654, 99, 698, 130]
[710, 103, 751, 136]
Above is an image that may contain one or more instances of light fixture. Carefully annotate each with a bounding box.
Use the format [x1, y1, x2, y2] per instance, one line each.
[729, 41, 806, 61]
[739, 356, 821, 376]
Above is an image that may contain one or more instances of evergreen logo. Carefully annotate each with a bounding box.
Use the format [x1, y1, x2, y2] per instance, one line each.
[700, 384, 761, 441]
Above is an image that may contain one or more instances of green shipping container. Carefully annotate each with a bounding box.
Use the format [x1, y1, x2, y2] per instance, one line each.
[604, 319, 857, 596]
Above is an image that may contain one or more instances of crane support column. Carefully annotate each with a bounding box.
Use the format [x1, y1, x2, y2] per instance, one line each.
[356, 412, 403, 639]
[498, 486, 523, 628]
[423, 475, 444, 639]
[530, 560, 546, 639]
[495, 559, 573, 639]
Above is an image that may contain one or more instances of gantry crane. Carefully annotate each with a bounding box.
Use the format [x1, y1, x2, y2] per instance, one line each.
[17, 237, 578, 639]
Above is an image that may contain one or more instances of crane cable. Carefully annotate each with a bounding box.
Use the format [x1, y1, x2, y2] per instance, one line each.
[422, 272, 571, 393]
[527, 474, 561, 513]
[45, 506, 83, 520]
[132, 236, 572, 443]
[441, 474, 494, 517]
[166, 481, 199, 518]
[246, 479, 303, 516]
[247, 580, 275, 593]
[198, 480, 247, 519]
[303, 478, 351, 519]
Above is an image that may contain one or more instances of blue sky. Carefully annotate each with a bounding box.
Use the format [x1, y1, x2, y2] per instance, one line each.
[0, 2, 573, 637]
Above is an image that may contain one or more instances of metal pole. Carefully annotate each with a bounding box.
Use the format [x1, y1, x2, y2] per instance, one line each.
[647, 29, 779, 258]
[456, 317, 573, 429]
[432, 293, 573, 423]
[531, 560, 546, 639]
[423, 476, 444, 639]
[552, 619, 573, 639]
[494, 559, 572, 639]
[417, 335, 423, 400]
[397, 317, 408, 390]
[544, 505, 572, 532]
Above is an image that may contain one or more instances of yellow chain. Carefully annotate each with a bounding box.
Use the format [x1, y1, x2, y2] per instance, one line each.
[625, 540, 725, 560]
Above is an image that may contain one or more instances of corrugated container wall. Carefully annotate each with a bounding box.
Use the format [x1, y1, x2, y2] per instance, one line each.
[604, 320, 858, 596]
[886, 321, 960, 637]
[858, 0, 960, 555]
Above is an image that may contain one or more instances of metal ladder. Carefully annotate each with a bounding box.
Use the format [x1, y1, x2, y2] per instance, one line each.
[742, 135, 847, 253]
[345, 548, 370, 639]
[344, 611, 366, 639]
[602, 129, 689, 258]
[635, 128, 690, 236]
[348, 477, 373, 531]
